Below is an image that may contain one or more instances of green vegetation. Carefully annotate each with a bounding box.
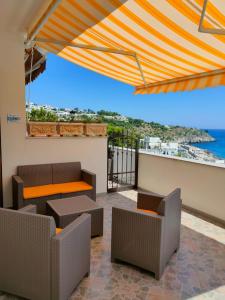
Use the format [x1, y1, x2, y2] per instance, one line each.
[103, 118, 213, 143]
[97, 110, 119, 116]
[27, 107, 214, 143]
[27, 108, 58, 122]
[27, 108, 102, 123]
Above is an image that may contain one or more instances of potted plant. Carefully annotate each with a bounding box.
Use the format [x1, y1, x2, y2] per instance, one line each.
[27, 121, 58, 137]
[58, 121, 84, 136]
[84, 119, 107, 136]
[27, 108, 58, 137]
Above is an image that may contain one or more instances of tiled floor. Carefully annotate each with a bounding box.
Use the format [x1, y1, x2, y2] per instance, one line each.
[1, 191, 225, 300]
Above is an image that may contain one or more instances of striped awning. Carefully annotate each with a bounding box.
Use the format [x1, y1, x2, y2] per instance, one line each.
[33, 0, 225, 94]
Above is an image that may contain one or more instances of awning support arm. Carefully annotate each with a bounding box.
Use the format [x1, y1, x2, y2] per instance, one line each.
[134, 54, 146, 85]
[198, 0, 225, 35]
[35, 37, 147, 85]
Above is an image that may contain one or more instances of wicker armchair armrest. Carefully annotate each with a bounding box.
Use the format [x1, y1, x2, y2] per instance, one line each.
[137, 191, 164, 211]
[81, 169, 96, 187]
[18, 205, 37, 214]
[12, 175, 24, 209]
[51, 213, 91, 300]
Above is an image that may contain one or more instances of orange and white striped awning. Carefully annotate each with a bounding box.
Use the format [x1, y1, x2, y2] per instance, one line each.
[32, 0, 225, 94]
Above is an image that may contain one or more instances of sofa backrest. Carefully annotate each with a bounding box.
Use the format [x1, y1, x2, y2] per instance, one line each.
[18, 164, 52, 187]
[0, 208, 56, 300]
[52, 162, 81, 184]
[17, 162, 82, 186]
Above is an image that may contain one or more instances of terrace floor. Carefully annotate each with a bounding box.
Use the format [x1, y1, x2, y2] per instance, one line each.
[1, 191, 225, 300]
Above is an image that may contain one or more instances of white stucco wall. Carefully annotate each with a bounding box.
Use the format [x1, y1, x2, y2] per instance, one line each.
[0, 32, 107, 207]
[138, 152, 225, 222]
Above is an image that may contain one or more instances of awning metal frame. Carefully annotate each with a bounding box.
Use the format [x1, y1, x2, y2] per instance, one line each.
[26, 0, 62, 47]
[35, 37, 147, 85]
[198, 0, 225, 35]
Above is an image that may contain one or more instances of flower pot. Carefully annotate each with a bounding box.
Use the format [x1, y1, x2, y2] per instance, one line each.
[84, 123, 107, 136]
[27, 122, 58, 137]
[58, 123, 84, 136]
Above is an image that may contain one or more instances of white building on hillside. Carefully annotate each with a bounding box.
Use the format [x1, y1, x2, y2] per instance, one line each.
[140, 137, 179, 156]
[161, 142, 179, 156]
[140, 136, 161, 150]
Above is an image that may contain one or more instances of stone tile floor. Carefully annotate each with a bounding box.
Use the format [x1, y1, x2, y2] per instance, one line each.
[1, 190, 225, 300]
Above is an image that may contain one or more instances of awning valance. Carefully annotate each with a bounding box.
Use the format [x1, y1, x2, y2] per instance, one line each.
[135, 68, 225, 94]
[31, 0, 225, 94]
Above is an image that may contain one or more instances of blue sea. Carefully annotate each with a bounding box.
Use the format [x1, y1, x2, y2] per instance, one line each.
[192, 129, 225, 159]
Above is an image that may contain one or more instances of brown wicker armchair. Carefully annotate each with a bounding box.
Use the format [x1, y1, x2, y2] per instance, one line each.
[0, 205, 91, 300]
[111, 188, 182, 279]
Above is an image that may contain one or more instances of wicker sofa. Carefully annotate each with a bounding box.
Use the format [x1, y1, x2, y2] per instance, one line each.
[12, 162, 96, 213]
[0, 205, 91, 300]
[111, 188, 182, 279]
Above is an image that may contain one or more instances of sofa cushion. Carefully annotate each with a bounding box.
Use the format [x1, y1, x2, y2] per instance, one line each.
[18, 164, 52, 187]
[52, 162, 81, 184]
[24, 184, 61, 199]
[57, 181, 93, 194]
[23, 181, 93, 200]
[137, 209, 159, 215]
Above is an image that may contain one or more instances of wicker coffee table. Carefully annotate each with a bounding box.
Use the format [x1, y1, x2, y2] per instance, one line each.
[47, 195, 103, 237]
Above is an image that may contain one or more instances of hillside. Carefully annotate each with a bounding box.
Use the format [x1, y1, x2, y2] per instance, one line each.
[27, 106, 215, 143]
[106, 120, 214, 143]
[98, 111, 214, 143]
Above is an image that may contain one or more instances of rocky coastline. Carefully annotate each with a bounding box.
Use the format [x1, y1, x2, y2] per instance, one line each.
[177, 135, 215, 144]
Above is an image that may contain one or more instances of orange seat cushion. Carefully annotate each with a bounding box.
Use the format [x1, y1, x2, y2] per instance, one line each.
[23, 181, 93, 200]
[56, 181, 93, 194]
[56, 228, 62, 234]
[23, 184, 61, 200]
[137, 208, 159, 215]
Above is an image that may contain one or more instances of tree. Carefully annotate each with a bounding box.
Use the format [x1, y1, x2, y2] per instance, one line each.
[97, 110, 120, 116]
[27, 108, 58, 122]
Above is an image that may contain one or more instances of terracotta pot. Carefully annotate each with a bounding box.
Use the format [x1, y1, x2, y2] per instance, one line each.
[27, 122, 58, 137]
[58, 123, 84, 136]
[84, 123, 107, 136]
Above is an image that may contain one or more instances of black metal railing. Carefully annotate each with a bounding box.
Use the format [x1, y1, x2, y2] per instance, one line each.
[107, 130, 139, 192]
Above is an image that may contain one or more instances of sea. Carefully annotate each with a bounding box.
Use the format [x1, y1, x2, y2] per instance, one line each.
[192, 129, 225, 159]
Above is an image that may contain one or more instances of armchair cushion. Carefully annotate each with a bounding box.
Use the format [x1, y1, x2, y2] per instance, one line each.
[56, 228, 62, 234]
[137, 208, 159, 215]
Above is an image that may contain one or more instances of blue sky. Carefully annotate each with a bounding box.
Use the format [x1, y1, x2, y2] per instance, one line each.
[27, 53, 225, 129]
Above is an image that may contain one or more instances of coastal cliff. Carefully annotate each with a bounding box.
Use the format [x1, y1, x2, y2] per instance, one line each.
[175, 134, 215, 144]
[106, 116, 215, 144]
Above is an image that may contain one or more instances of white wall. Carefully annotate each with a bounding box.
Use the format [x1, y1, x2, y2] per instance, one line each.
[138, 152, 225, 222]
[0, 32, 107, 207]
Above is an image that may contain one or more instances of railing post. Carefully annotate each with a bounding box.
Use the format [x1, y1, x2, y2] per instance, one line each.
[134, 138, 139, 190]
